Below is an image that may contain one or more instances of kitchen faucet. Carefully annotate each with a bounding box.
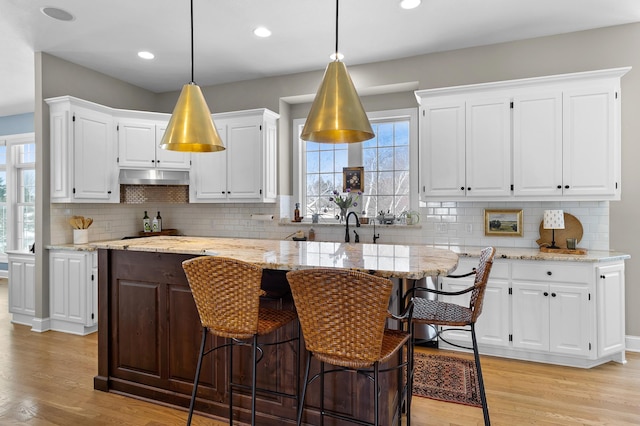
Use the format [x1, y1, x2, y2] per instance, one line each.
[345, 211, 360, 243]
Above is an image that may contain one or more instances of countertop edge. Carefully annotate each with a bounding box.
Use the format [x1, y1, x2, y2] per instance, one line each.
[46, 239, 630, 263]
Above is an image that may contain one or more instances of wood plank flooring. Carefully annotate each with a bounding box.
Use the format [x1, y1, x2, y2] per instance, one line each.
[0, 279, 638, 425]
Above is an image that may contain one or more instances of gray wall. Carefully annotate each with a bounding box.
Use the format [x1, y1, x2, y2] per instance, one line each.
[38, 23, 640, 335]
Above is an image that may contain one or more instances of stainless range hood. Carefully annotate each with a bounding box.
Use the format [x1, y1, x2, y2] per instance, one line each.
[119, 169, 190, 185]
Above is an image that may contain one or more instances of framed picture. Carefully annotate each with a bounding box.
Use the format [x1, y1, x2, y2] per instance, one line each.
[484, 209, 523, 237]
[343, 167, 364, 192]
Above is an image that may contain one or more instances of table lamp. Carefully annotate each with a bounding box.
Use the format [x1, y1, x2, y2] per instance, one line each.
[543, 210, 565, 249]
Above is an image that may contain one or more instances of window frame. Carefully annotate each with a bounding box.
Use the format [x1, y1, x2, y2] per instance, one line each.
[292, 108, 419, 222]
[2, 133, 36, 260]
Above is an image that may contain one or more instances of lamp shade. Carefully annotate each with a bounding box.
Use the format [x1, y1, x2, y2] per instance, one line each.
[543, 210, 565, 230]
[159, 83, 225, 152]
[300, 61, 374, 143]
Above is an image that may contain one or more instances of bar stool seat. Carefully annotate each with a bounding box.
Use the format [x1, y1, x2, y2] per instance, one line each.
[182, 256, 299, 426]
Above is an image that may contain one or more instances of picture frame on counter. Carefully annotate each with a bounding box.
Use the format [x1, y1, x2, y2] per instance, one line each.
[484, 209, 523, 237]
[343, 167, 364, 192]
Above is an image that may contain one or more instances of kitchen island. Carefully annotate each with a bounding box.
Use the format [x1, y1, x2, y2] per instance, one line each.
[92, 236, 459, 425]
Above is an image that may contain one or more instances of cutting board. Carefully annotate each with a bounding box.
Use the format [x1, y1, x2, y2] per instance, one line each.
[537, 213, 583, 249]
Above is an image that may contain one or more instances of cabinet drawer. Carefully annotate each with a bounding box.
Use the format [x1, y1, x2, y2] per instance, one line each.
[512, 262, 590, 283]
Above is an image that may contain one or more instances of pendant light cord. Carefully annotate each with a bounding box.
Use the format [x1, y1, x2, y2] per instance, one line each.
[190, 0, 195, 83]
[335, 0, 339, 58]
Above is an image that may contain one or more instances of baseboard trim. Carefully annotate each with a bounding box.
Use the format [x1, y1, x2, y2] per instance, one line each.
[31, 317, 51, 333]
[625, 335, 640, 352]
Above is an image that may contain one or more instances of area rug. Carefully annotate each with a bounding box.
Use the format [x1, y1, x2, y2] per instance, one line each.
[412, 353, 482, 407]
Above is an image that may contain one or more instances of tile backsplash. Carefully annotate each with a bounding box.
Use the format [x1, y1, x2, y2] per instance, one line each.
[50, 198, 610, 251]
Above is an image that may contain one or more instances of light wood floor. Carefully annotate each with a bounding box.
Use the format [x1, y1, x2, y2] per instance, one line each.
[0, 279, 638, 425]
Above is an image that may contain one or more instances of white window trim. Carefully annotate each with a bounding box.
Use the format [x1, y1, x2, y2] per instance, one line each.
[292, 108, 419, 220]
[3, 132, 35, 261]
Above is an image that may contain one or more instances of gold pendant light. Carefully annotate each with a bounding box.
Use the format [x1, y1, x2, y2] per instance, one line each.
[160, 0, 224, 152]
[301, 0, 374, 144]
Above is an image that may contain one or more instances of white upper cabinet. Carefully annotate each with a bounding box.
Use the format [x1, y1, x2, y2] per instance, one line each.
[512, 92, 563, 197]
[420, 101, 466, 197]
[47, 96, 119, 203]
[190, 109, 279, 203]
[465, 97, 512, 197]
[562, 86, 617, 197]
[117, 116, 190, 170]
[416, 67, 630, 201]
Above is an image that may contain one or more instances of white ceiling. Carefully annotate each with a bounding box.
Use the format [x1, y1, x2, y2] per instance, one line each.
[2, 0, 640, 116]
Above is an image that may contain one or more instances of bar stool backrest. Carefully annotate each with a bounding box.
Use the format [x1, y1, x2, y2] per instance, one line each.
[182, 256, 265, 339]
[286, 268, 393, 368]
[469, 247, 496, 323]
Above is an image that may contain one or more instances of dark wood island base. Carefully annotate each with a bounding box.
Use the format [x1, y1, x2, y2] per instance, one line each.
[94, 249, 404, 425]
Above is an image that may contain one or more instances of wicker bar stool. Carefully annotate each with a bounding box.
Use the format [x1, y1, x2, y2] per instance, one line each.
[404, 246, 495, 426]
[286, 268, 413, 426]
[182, 256, 299, 426]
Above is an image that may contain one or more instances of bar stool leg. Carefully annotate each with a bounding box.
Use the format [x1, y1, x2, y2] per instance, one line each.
[374, 362, 380, 426]
[471, 324, 490, 426]
[187, 327, 208, 426]
[297, 353, 312, 426]
[229, 339, 234, 425]
[251, 335, 258, 425]
[320, 361, 326, 426]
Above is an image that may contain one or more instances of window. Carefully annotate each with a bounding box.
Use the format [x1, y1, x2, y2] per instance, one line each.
[0, 134, 36, 257]
[14, 143, 35, 251]
[293, 108, 418, 222]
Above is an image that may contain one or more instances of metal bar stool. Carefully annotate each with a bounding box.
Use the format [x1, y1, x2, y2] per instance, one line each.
[286, 268, 413, 426]
[182, 256, 300, 425]
[403, 246, 495, 426]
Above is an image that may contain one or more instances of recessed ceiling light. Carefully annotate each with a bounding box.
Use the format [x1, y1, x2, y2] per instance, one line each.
[40, 7, 75, 21]
[400, 0, 421, 10]
[138, 51, 155, 60]
[330, 52, 345, 61]
[253, 27, 272, 38]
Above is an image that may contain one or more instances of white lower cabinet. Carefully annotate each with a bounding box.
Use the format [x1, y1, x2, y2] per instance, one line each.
[440, 258, 510, 347]
[7, 252, 36, 327]
[438, 258, 625, 368]
[49, 250, 97, 335]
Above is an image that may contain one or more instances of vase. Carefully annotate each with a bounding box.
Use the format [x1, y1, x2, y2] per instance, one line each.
[340, 208, 348, 223]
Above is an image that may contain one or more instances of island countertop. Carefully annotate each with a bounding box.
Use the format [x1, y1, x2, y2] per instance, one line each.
[91, 235, 459, 279]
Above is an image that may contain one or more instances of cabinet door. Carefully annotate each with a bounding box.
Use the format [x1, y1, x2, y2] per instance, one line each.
[118, 121, 156, 168]
[549, 284, 591, 357]
[562, 87, 617, 197]
[50, 252, 89, 324]
[8, 255, 35, 315]
[439, 276, 475, 344]
[420, 102, 466, 198]
[476, 280, 510, 347]
[50, 108, 72, 201]
[155, 124, 191, 169]
[596, 263, 625, 357]
[465, 97, 511, 197]
[73, 107, 118, 201]
[226, 117, 262, 200]
[512, 281, 550, 352]
[513, 92, 563, 197]
[189, 125, 228, 202]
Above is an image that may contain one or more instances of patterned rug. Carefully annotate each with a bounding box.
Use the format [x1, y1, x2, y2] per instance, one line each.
[412, 353, 482, 407]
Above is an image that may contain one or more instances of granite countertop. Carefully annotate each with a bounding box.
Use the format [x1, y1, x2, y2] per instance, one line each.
[48, 238, 630, 265]
[86, 236, 459, 279]
[444, 245, 630, 263]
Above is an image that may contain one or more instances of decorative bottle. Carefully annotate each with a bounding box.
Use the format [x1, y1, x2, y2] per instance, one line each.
[294, 203, 301, 221]
[152, 211, 162, 232]
[143, 211, 151, 232]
